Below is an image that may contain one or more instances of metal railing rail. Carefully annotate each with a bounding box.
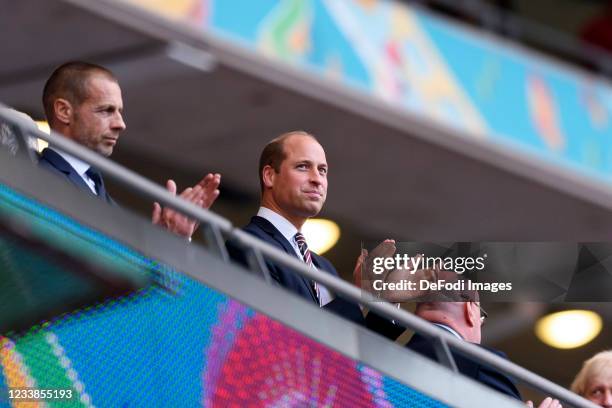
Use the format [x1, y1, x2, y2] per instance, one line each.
[0, 109, 597, 408]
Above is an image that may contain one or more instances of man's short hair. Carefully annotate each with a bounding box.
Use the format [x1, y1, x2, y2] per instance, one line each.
[42, 61, 117, 124]
[571, 350, 612, 396]
[258, 130, 318, 192]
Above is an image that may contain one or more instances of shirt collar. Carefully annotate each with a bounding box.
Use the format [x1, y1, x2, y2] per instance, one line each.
[257, 207, 299, 243]
[432, 323, 463, 340]
[48, 146, 91, 177]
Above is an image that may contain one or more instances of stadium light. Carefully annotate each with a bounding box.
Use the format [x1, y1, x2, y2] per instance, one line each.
[301, 218, 340, 255]
[535, 310, 602, 349]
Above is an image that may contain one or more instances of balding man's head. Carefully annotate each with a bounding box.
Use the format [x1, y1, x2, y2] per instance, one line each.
[258, 131, 320, 192]
[415, 301, 483, 343]
[42, 62, 125, 156]
[258, 131, 328, 229]
[43, 62, 118, 127]
[415, 281, 484, 343]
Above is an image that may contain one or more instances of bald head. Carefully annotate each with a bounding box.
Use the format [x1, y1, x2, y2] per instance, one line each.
[415, 301, 483, 343]
[258, 130, 320, 193]
[258, 130, 328, 229]
[43, 61, 118, 127]
[42, 62, 125, 157]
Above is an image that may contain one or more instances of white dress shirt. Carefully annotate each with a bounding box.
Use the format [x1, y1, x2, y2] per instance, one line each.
[49, 147, 98, 195]
[432, 323, 463, 340]
[257, 207, 333, 306]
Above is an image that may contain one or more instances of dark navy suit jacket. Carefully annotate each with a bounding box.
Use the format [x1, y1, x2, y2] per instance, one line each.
[406, 332, 522, 400]
[38, 148, 115, 205]
[229, 216, 403, 340]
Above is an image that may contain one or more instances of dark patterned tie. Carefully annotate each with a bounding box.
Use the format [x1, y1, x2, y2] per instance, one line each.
[294, 232, 319, 302]
[85, 167, 107, 198]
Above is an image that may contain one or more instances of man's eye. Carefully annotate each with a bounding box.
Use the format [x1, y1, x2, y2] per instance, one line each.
[319, 168, 328, 175]
[296, 164, 307, 170]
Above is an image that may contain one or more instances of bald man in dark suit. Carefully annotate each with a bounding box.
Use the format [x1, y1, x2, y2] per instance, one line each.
[40, 61, 220, 238]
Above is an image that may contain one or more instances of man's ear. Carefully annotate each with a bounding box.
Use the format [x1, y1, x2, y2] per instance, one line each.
[53, 98, 73, 126]
[262, 165, 276, 189]
[464, 302, 478, 328]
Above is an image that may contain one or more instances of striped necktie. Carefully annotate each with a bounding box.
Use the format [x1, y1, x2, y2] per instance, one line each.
[294, 232, 320, 302]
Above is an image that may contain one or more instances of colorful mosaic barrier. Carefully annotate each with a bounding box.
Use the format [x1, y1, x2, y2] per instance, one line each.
[0, 184, 445, 407]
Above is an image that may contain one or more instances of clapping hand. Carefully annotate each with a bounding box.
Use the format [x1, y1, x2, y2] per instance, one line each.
[152, 173, 221, 239]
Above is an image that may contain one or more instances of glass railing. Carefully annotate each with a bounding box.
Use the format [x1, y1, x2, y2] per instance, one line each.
[0, 107, 591, 407]
[0, 157, 456, 407]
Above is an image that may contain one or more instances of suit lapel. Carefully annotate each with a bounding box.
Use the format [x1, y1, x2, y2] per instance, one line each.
[41, 148, 95, 195]
[251, 216, 319, 302]
[251, 216, 299, 259]
[41, 149, 115, 205]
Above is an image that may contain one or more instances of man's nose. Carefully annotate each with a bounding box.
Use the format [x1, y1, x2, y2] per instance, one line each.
[309, 169, 324, 185]
[113, 112, 126, 131]
[604, 389, 612, 405]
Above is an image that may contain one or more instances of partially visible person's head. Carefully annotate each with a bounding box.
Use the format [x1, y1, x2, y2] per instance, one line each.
[415, 301, 484, 343]
[415, 277, 483, 343]
[43, 62, 125, 156]
[571, 350, 612, 407]
[0, 108, 39, 155]
[259, 131, 328, 229]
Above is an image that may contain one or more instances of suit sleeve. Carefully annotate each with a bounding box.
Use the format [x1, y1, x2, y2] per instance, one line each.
[226, 237, 283, 284]
[478, 349, 522, 400]
[316, 256, 403, 340]
[364, 311, 405, 340]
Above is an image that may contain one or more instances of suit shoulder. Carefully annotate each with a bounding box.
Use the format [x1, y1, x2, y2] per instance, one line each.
[406, 333, 434, 354]
[312, 253, 338, 275]
[37, 153, 62, 174]
[242, 220, 274, 242]
[227, 220, 278, 265]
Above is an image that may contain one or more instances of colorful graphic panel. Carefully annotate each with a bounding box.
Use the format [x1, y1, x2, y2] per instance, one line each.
[0, 184, 446, 407]
[125, 0, 612, 182]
